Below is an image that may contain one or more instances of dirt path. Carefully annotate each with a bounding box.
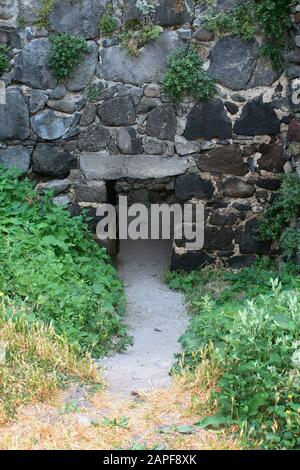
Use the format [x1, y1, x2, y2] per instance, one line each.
[100, 240, 189, 395]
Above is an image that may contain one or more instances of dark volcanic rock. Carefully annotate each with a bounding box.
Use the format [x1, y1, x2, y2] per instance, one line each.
[197, 144, 248, 176]
[32, 143, 77, 178]
[146, 105, 177, 140]
[98, 96, 136, 126]
[204, 226, 234, 251]
[228, 254, 255, 268]
[125, 0, 193, 26]
[210, 211, 238, 226]
[175, 175, 215, 201]
[234, 97, 281, 136]
[209, 36, 259, 90]
[257, 143, 284, 173]
[224, 177, 255, 198]
[79, 124, 110, 152]
[184, 99, 232, 140]
[171, 250, 213, 272]
[117, 127, 143, 154]
[256, 178, 281, 191]
[288, 118, 300, 142]
[0, 146, 31, 174]
[240, 219, 271, 255]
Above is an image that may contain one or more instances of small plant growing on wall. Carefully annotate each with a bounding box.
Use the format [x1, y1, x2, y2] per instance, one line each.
[34, 0, 54, 29]
[49, 33, 89, 81]
[163, 47, 217, 103]
[99, 1, 118, 36]
[0, 45, 10, 75]
[120, 0, 162, 56]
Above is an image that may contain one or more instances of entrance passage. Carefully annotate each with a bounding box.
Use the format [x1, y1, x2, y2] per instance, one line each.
[101, 239, 188, 395]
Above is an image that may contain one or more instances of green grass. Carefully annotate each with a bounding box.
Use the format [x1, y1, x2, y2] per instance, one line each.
[167, 261, 300, 449]
[0, 167, 130, 356]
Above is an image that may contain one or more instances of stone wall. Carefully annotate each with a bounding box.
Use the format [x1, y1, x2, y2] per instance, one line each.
[0, 0, 297, 270]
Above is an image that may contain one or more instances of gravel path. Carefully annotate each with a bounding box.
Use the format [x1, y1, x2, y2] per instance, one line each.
[101, 240, 188, 396]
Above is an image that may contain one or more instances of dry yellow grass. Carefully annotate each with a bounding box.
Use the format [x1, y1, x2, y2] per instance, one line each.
[0, 366, 240, 450]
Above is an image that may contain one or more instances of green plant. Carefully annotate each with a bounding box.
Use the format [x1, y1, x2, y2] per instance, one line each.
[259, 174, 300, 260]
[162, 47, 217, 103]
[0, 45, 10, 74]
[99, 14, 118, 36]
[120, 19, 162, 56]
[0, 167, 130, 356]
[34, 0, 54, 29]
[167, 265, 300, 449]
[49, 33, 89, 81]
[87, 84, 101, 102]
[203, 0, 295, 69]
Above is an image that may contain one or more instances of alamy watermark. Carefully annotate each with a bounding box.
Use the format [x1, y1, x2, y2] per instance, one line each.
[96, 196, 205, 250]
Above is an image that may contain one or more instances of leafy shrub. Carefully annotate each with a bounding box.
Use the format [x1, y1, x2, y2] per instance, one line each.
[0, 168, 129, 356]
[99, 14, 118, 35]
[120, 19, 162, 56]
[203, 0, 294, 69]
[49, 33, 89, 81]
[0, 296, 100, 422]
[167, 265, 300, 449]
[0, 45, 10, 74]
[162, 47, 217, 103]
[259, 174, 300, 260]
[34, 0, 54, 29]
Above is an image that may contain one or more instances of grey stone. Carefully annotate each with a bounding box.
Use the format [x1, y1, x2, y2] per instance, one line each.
[192, 28, 215, 42]
[0, 145, 31, 174]
[80, 103, 97, 127]
[33, 143, 77, 178]
[80, 153, 188, 180]
[175, 174, 215, 201]
[184, 99, 232, 140]
[117, 127, 143, 155]
[144, 139, 167, 155]
[224, 177, 255, 198]
[137, 97, 160, 114]
[48, 96, 84, 114]
[98, 96, 136, 126]
[29, 90, 48, 114]
[49, 0, 108, 39]
[66, 42, 98, 92]
[50, 85, 67, 100]
[209, 36, 259, 91]
[31, 109, 73, 140]
[52, 195, 72, 206]
[13, 38, 57, 90]
[36, 179, 70, 196]
[234, 97, 281, 136]
[146, 105, 177, 140]
[125, 0, 194, 26]
[74, 181, 107, 203]
[99, 31, 181, 86]
[175, 137, 201, 155]
[0, 88, 30, 140]
[79, 124, 110, 152]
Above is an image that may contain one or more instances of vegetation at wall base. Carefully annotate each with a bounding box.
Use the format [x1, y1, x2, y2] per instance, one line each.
[203, 0, 295, 70]
[259, 173, 300, 261]
[49, 33, 90, 81]
[163, 47, 217, 103]
[166, 260, 300, 449]
[0, 167, 129, 356]
[0, 296, 100, 423]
